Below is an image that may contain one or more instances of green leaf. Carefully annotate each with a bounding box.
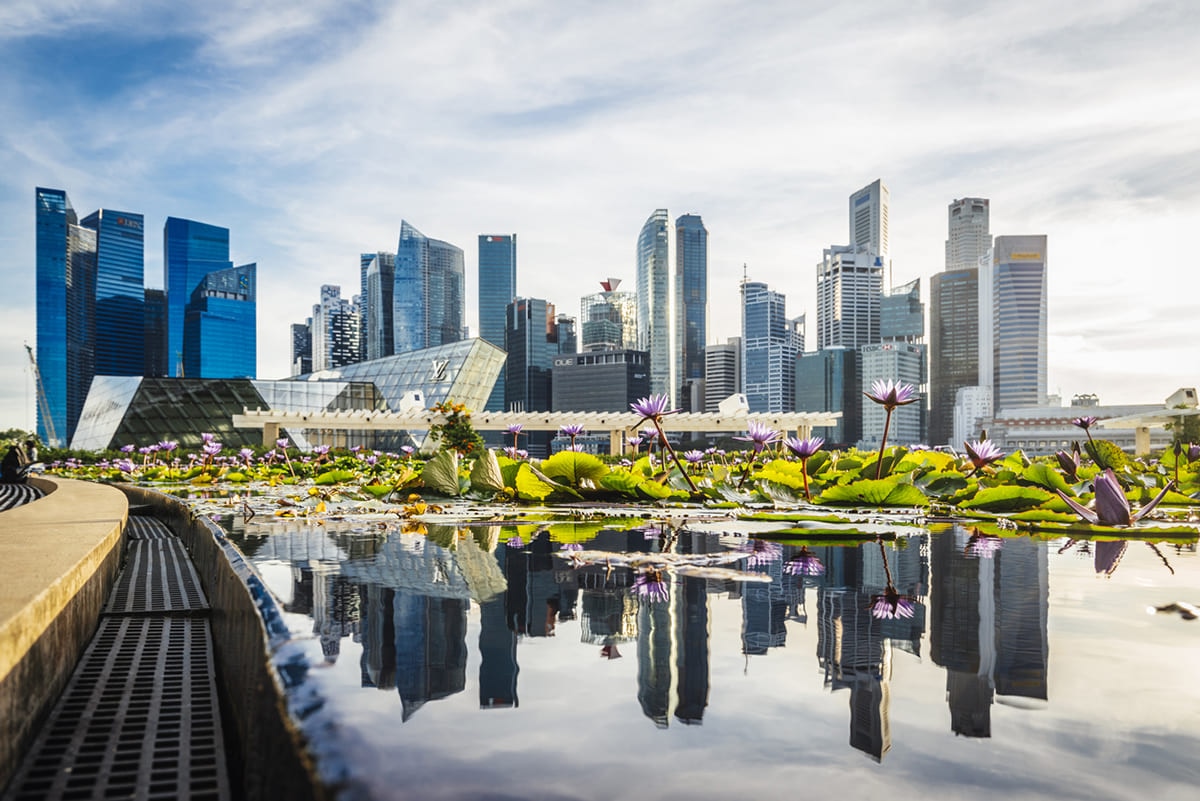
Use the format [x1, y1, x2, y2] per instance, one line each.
[817, 478, 929, 507]
[469, 449, 506, 492]
[540, 451, 609, 488]
[1085, 439, 1128, 471]
[514, 462, 555, 501]
[422, 450, 461, 496]
[960, 485, 1054, 512]
[757, 458, 809, 491]
[314, 469, 357, 485]
[1019, 463, 1071, 493]
[599, 469, 641, 497]
[915, 470, 968, 496]
[363, 484, 394, 498]
[635, 479, 674, 500]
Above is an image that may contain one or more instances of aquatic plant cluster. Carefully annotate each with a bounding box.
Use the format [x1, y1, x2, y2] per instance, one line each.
[42, 393, 1200, 537]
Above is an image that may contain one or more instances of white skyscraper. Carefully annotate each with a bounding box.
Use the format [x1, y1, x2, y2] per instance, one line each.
[945, 198, 991, 271]
[637, 209, 676, 399]
[816, 244, 883, 350]
[849, 179, 891, 279]
[991, 235, 1048, 412]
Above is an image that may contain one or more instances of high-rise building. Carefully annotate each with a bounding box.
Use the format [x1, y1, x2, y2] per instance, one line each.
[849, 179, 890, 269]
[35, 187, 95, 446]
[478, 234, 517, 412]
[861, 279, 927, 447]
[362, 252, 396, 362]
[992, 236, 1048, 412]
[675, 214, 707, 389]
[741, 281, 799, 413]
[164, 217, 234, 377]
[394, 221, 465, 353]
[815, 245, 882, 350]
[143, 289, 168, 378]
[309, 285, 361, 372]
[290, 320, 313, 376]
[703, 337, 741, 412]
[552, 350, 650, 413]
[795, 348, 860, 447]
[183, 263, 256, 379]
[636, 210, 675, 399]
[580, 279, 637, 353]
[80, 209, 144, 378]
[945, 198, 991, 272]
[930, 198, 992, 446]
[506, 297, 570, 456]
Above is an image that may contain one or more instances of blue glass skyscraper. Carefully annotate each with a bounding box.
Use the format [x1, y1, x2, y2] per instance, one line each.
[478, 234, 516, 411]
[675, 214, 707, 385]
[363, 252, 395, 361]
[81, 209, 144, 377]
[393, 221, 464, 353]
[183, 263, 257, 379]
[741, 281, 798, 413]
[164, 217, 233, 376]
[637, 210, 673, 399]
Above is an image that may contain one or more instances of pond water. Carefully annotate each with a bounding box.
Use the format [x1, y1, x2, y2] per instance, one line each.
[216, 513, 1199, 801]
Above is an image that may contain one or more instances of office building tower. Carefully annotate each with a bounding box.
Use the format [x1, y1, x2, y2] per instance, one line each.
[849, 179, 890, 272]
[394, 220, 465, 353]
[362, 251, 395, 361]
[552, 350, 650, 413]
[815, 245, 882, 350]
[861, 279, 927, 447]
[80, 209, 144, 378]
[35, 188, 95, 446]
[930, 268, 981, 446]
[703, 338, 741, 412]
[796, 348, 861, 447]
[309, 285, 361, 372]
[945, 198, 991, 272]
[580, 279, 637, 352]
[505, 297, 556, 413]
[478, 234, 517, 411]
[636, 209, 676, 399]
[291, 320, 313, 376]
[183, 263, 256, 379]
[741, 281, 799, 413]
[143, 289, 168, 378]
[164, 217, 234, 377]
[675, 214, 707, 388]
[991, 236, 1047, 412]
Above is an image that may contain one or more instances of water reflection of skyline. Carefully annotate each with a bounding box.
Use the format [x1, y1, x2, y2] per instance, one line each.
[243, 524, 1059, 759]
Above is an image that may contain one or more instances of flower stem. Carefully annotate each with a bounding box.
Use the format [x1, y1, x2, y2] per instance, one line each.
[654, 419, 699, 493]
[875, 408, 893, 480]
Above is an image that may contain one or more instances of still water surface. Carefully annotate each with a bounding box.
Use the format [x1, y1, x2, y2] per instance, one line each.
[222, 517, 1199, 801]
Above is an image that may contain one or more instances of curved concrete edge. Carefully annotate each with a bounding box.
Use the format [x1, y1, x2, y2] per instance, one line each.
[119, 486, 333, 801]
[0, 477, 127, 791]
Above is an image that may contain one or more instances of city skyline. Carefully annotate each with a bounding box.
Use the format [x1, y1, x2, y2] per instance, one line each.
[2, 1, 1197, 431]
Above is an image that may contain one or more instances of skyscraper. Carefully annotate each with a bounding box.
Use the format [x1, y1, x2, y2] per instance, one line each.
[675, 214, 707, 388]
[815, 245, 882, 350]
[741, 281, 799, 413]
[35, 187, 94, 446]
[636, 210, 674, 399]
[309, 285, 361, 372]
[930, 198, 992, 446]
[580, 279, 637, 353]
[796, 347, 861, 447]
[849, 179, 890, 267]
[164, 217, 233, 377]
[992, 235, 1048, 412]
[362, 251, 396, 361]
[703, 337, 741, 412]
[290, 320, 313, 376]
[80, 209, 144, 378]
[478, 234, 517, 411]
[183, 263, 257, 379]
[143, 288, 168, 378]
[394, 221, 465, 353]
[861, 279, 927, 448]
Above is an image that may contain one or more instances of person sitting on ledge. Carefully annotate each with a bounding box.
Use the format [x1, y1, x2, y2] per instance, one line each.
[1, 443, 31, 484]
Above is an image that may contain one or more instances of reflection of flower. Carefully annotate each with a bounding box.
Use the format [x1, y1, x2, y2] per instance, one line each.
[559, 542, 583, 551]
[783, 547, 825, 576]
[740, 539, 783, 567]
[870, 586, 916, 619]
[1056, 468, 1174, 526]
[634, 569, 670, 603]
[964, 439, 1003, 474]
[506, 535, 525, 549]
[966, 532, 1002, 559]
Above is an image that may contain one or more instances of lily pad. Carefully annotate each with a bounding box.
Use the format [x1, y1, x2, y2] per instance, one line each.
[817, 478, 929, 508]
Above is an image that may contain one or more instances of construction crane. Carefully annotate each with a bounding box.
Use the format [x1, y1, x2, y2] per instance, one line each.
[24, 343, 58, 448]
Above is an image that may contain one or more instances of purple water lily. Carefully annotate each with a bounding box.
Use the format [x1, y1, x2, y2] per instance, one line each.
[734, 422, 781, 454]
[966, 532, 1003, 559]
[963, 439, 1004, 475]
[1056, 447, 1081, 482]
[783, 436, 824, 500]
[871, 587, 916, 620]
[505, 424, 523, 450]
[559, 423, 585, 448]
[1188, 443, 1200, 463]
[864, 380, 917, 478]
[1072, 415, 1099, 445]
[628, 394, 697, 492]
[120, 444, 135, 454]
[633, 569, 670, 603]
[783, 547, 825, 576]
[1055, 468, 1175, 526]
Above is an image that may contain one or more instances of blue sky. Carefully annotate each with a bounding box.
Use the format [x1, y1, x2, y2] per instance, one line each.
[2, 0, 1198, 432]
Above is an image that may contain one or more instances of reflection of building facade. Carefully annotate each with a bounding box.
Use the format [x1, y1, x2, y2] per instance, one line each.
[394, 592, 468, 722]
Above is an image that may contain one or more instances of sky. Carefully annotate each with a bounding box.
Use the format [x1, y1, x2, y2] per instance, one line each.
[2, 0, 1198, 433]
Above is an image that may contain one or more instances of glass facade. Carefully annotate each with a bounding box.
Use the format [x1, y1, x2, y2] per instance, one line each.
[859, 342, 927, 448]
[183, 263, 256, 379]
[505, 298, 555, 414]
[144, 288, 168, 377]
[394, 221, 465, 353]
[637, 210, 674, 399]
[478, 234, 516, 411]
[929, 268, 980, 446]
[795, 348, 860, 447]
[81, 209, 144, 378]
[816, 245, 882, 350]
[580, 287, 637, 353]
[992, 236, 1047, 412]
[72, 376, 384, 451]
[741, 282, 797, 413]
[551, 350, 650, 413]
[675, 214, 707, 384]
[164, 217, 233, 377]
[363, 252, 395, 361]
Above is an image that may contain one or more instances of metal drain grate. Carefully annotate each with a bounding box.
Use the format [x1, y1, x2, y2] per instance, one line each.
[104, 538, 210, 615]
[1, 617, 230, 801]
[124, 516, 177, 541]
